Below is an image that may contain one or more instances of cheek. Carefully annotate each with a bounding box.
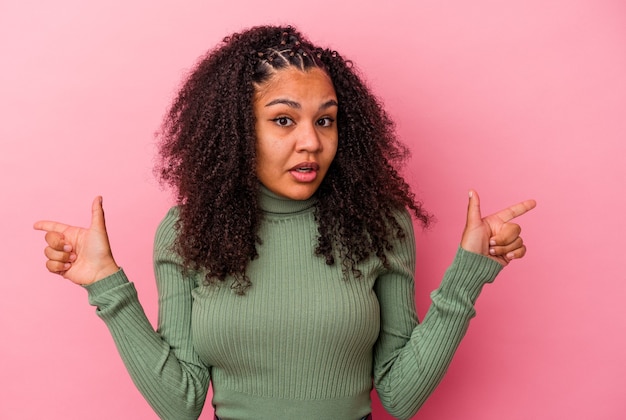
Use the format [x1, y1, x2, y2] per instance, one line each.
[254, 132, 270, 172]
[255, 142, 280, 179]
[255, 150, 269, 178]
[326, 136, 338, 162]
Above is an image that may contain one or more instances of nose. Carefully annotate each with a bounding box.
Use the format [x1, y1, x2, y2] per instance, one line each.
[295, 122, 322, 153]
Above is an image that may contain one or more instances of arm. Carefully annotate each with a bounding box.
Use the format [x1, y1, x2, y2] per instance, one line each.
[35, 199, 210, 419]
[374, 239, 501, 419]
[374, 191, 535, 419]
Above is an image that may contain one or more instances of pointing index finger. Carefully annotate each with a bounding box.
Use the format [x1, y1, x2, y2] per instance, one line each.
[33, 220, 71, 233]
[494, 199, 537, 223]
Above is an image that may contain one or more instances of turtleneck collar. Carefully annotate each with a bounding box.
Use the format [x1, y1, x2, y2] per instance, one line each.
[258, 184, 318, 215]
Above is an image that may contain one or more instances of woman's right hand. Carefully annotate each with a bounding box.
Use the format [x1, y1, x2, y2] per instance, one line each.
[34, 196, 120, 286]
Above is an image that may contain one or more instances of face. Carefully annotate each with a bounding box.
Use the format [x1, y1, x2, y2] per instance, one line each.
[254, 66, 338, 201]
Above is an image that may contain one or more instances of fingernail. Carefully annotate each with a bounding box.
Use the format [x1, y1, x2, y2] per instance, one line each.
[489, 239, 496, 246]
[506, 252, 515, 259]
[69, 253, 77, 262]
[489, 248, 496, 255]
[63, 244, 72, 252]
[63, 263, 71, 270]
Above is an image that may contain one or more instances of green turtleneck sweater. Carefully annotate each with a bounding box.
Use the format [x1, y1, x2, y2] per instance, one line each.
[85, 188, 502, 420]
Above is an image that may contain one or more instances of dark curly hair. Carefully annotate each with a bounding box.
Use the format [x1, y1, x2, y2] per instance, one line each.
[156, 25, 431, 294]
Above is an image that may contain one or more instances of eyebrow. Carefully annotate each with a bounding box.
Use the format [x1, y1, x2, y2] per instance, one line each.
[265, 98, 339, 111]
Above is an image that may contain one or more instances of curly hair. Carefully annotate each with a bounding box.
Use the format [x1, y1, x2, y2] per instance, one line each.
[156, 25, 431, 294]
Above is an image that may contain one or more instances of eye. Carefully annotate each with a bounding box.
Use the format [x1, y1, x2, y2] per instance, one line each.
[316, 117, 335, 127]
[272, 116, 294, 127]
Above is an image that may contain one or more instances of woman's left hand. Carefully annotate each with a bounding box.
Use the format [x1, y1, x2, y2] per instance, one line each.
[461, 190, 536, 266]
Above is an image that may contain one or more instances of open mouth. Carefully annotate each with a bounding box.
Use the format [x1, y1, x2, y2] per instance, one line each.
[290, 162, 320, 172]
[289, 162, 320, 182]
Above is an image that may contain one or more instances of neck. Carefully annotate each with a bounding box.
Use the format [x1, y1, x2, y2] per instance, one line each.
[258, 185, 317, 214]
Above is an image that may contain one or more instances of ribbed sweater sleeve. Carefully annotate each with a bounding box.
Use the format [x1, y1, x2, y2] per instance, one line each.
[373, 211, 502, 419]
[85, 208, 209, 420]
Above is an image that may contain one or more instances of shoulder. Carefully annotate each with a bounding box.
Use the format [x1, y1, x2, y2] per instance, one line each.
[155, 206, 180, 235]
[385, 206, 416, 249]
[382, 206, 416, 269]
[390, 207, 414, 232]
[154, 206, 181, 258]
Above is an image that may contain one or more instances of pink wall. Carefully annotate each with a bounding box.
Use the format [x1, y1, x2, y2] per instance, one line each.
[2, 1, 625, 418]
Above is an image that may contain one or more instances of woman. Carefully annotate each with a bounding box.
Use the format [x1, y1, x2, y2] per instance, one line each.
[34, 25, 535, 420]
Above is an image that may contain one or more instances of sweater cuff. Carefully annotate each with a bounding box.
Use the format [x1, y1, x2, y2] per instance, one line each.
[437, 247, 503, 304]
[84, 269, 137, 315]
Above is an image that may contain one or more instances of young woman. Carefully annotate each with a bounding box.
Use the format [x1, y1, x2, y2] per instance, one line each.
[34, 25, 536, 420]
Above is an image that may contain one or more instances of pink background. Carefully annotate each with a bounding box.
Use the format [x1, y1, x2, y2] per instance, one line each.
[2, 0, 625, 419]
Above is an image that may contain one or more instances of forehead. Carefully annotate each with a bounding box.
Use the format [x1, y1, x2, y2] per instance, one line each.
[253, 67, 336, 103]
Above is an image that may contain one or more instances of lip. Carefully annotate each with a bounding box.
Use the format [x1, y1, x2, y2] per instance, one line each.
[289, 162, 320, 171]
[288, 161, 320, 183]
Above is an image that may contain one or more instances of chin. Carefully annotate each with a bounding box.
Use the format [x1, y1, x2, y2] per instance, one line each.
[276, 185, 319, 201]
[285, 190, 316, 201]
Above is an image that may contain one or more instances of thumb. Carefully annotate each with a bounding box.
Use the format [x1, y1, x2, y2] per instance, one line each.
[90, 196, 107, 232]
[466, 189, 482, 227]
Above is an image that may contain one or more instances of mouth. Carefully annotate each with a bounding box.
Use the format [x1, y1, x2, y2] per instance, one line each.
[289, 162, 320, 182]
[289, 162, 320, 172]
